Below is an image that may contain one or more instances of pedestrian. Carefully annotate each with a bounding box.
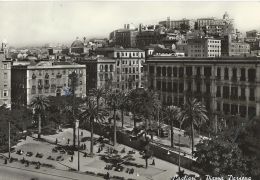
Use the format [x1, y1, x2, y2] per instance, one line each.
[4, 158, 7, 164]
[151, 159, 155, 165]
[55, 138, 58, 144]
[106, 172, 110, 179]
[67, 138, 70, 145]
[84, 144, 86, 150]
[84, 152, 87, 157]
[71, 156, 73, 162]
[81, 131, 83, 136]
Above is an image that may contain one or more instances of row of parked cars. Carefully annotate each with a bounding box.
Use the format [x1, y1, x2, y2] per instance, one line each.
[16, 150, 43, 158]
[104, 164, 135, 174]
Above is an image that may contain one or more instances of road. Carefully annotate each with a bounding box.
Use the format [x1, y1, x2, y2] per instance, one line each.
[0, 164, 102, 180]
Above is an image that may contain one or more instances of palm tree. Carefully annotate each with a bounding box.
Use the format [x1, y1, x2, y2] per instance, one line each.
[118, 91, 128, 128]
[30, 95, 49, 139]
[182, 98, 208, 155]
[89, 88, 107, 123]
[80, 96, 105, 154]
[134, 89, 160, 137]
[106, 90, 121, 146]
[164, 106, 181, 148]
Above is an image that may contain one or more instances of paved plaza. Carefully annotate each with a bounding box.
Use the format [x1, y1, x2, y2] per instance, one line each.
[2, 128, 198, 180]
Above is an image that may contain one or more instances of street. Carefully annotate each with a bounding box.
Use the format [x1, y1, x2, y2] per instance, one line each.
[0, 164, 102, 180]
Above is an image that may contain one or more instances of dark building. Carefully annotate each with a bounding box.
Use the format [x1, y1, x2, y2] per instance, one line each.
[144, 56, 260, 132]
[136, 31, 167, 48]
[115, 29, 138, 48]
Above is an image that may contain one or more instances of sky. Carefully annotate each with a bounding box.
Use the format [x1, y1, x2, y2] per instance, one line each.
[0, 1, 260, 47]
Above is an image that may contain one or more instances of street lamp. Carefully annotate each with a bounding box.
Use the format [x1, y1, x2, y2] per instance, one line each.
[75, 119, 80, 171]
[8, 120, 10, 160]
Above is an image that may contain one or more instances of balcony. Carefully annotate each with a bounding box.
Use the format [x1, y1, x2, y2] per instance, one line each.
[32, 74, 36, 79]
[231, 77, 237, 82]
[45, 74, 49, 79]
[38, 84, 43, 89]
[56, 73, 62, 78]
[44, 84, 50, 89]
[230, 95, 238, 100]
[239, 96, 246, 101]
[249, 96, 255, 101]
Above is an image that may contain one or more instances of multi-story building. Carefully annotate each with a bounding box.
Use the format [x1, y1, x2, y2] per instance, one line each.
[159, 18, 195, 30]
[197, 18, 216, 30]
[136, 31, 167, 48]
[245, 30, 260, 55]
[187, 37, 221, 57]
[77, 56, 116, 91]
[114, 29, 138, 48]
[11, 61, 86, 106]
[0, 45, 12, 107]
[79, 48, 145, 91]
[221, 35, 250, 57]
[145, 56, 260, 131]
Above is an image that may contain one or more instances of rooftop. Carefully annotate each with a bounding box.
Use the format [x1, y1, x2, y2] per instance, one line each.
[146, 56, 260, 64]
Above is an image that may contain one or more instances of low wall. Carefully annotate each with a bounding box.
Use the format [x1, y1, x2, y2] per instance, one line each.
[87, 123, 197, 172]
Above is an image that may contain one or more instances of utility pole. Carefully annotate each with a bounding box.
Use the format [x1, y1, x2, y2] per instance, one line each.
[76, 120, 80, 171]
[8, 121, 10, 159]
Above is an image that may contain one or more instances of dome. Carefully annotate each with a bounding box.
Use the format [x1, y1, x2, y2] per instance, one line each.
[71, 38, 84, 48]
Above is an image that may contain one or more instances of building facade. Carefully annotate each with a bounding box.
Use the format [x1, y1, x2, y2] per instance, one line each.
[0, 49, 12, 107]
[145, 56, 260, 131]
[11, 61, 86, 106]
[78, 56, 116, 91]
[115, 29, 138, 48]
[81, 48, 145, 92]
[187, 37, 221, 57]
[221, 36, 250, 57]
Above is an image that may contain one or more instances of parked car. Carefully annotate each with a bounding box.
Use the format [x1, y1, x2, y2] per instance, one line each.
[67, 150, 74, 155]
[16, 150, 24, 155]
[35, 153, 43, 158]
[60, 149, 66, 154]
[26, 152, 33, 157]
[115, 166, 124, 172]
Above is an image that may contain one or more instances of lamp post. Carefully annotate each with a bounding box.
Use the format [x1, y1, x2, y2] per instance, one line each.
[75, 119, 80, 171]
[8, 120, 10, 159]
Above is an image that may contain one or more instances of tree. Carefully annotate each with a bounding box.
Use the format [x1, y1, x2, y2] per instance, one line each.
[164, 106, 181, 147]
[127, 89, 160, 135]
[118, 91, 128, 128]
[89, 87, 107, 124]
[140, 136, 153, 168]
[30, 95, 49, 139]
[182, 98, 208, 155]
[106, 90, 121, 146]
[80, 96, 105, 154]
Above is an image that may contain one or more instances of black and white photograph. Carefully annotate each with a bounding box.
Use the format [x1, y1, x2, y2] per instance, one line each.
[0, 1, 259, 180]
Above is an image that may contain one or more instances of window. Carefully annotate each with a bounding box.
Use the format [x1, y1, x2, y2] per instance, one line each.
[223, 86, 229, 99]
[224, 68, 229, 80]
[216, 86, 221, 97]
[4, 64, 7, 69]
[186, 66, 192, 77]
[240, 68, 245, 81]
[3, 90, 8, 97]
[240, 88, 246, 100]
[249, 88, 255, 101]
[179, 67, 184, 78]
[4, 73, 7, 79]
[248, 69, 256, 82]
[217, 68, 221, 80]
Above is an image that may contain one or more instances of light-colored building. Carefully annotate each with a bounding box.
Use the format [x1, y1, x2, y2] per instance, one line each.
[159, 18, 195, 30]
[11, 61, 86, 106]
[0, 46, 11, 107]
[145, 56, 260, 131]
[80, 48, 145, 91]
[187, 37, 221, 57]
